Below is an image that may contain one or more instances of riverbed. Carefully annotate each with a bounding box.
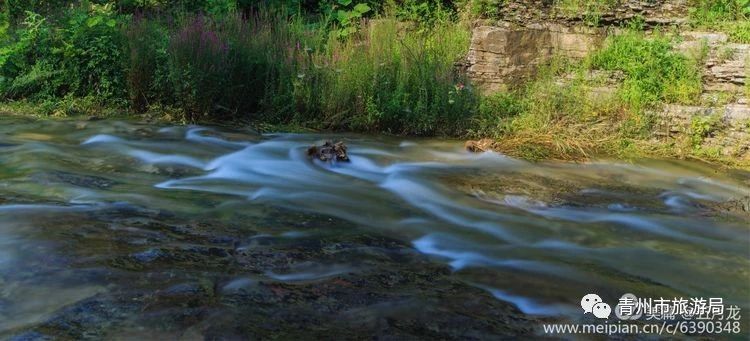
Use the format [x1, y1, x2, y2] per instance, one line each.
[0, 117, 748, 339]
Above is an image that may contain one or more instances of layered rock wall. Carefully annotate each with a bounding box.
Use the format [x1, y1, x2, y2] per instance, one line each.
[466, 1, 692, 92]
[467, 24, 604, 92]
[465, 1, 749, 158]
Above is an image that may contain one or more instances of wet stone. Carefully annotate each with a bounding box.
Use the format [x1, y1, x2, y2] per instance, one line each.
[27, 210, 539, 339]
[27, 296, 140, 340]
[699, 195, 750, 218]
[307, 140, 350, 162]
[132, 248, 164, 263]
[30, 171, 118, 190]
[9, 331, 52, 341]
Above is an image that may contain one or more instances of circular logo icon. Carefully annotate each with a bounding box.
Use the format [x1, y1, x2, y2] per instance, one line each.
[615, 293, 642, 320]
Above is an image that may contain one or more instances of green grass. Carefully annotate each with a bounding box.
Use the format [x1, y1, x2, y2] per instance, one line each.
[725, 20, 750, 43]
[554, 0, 619, 25]
[689, 0, 750, 43]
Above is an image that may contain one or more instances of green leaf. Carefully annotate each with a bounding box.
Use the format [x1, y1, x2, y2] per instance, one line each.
[106, 19, 116, 28]
[337, 0, 352, 6]
[353, 3, 371, 14]
[86, 16, 102, 27]
[336, 10, 350, 22]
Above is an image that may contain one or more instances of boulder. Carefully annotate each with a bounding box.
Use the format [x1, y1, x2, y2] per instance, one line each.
[307, 141, 350, 162]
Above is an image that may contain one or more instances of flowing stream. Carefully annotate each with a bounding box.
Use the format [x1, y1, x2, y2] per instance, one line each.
[0, 117, 748, 339]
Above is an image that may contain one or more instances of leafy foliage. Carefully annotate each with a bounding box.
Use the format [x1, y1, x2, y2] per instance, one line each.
[321, 0, 373, 38]
[0, 3, 126, 102]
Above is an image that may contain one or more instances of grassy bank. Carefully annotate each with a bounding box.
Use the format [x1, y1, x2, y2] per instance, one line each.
[1, 1, 749, 168]
[469, 28, 703, 159]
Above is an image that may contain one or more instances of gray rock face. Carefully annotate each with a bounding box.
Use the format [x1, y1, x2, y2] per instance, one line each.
[467, 24, 604, 92]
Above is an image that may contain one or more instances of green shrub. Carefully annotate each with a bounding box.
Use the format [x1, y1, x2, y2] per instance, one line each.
[2, 2, 477, 135]
[299, 18, 477, 135]
[3, 0, 73, 23]
[394, 0, 455, 27]
[470, 91, 524, 137]
[689, 0, 750, 43]
[591, 29, 702, 111]
[322, 0, 373, 38]
[690, 114, 722, 147]
[0, 10, 55, 99]
[218, 9, 314, 121]
[59, 3, 126, 100]
[458, 0, 503, 19]
[1, 3, 127, 102]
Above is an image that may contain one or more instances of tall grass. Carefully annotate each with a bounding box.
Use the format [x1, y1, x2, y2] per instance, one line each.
[295, 19, 476, 135]
[125, 14, 168, 112]
[122, 6, 477, 134]
[168, 14, 231, 120]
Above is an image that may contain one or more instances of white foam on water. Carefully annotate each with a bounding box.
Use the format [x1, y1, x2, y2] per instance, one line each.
[81, 134, 125, 145]
[412, 234, 582, 280]
[221, 277, 257, 293]
[484, 287, 574, 316]
[128, 150, 207, 169]
[381, 176, 524, 243]
[185, 127, 251, 149]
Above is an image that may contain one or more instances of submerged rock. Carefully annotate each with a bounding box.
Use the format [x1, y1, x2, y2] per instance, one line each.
[307, 141, 350, 162]
[31, 171, 118, 190]
[701, 195, 750, 218]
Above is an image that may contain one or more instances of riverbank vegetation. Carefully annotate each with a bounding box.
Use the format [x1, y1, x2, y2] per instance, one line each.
[1, 1, 748, 167]
[1, 0, 475, 135]
[470, 24, 708, 161]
